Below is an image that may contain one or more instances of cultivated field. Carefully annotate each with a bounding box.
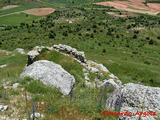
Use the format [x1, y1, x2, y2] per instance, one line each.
[24, 8, 55, 16]
[95, 0, 160, 15]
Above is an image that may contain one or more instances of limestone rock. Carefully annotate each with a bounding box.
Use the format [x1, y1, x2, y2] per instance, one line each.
[53, 44, 86, 63]
[20, 60, 75, 95]
[0, 105, 8, 111]
[30, 113, 44, 119]
[15, 48, 25, 55]
[87, 60, 109, 73]
[105, 83, 160, 120]
[100, 79, 121, 89]
[27, 46, 45, 66]
[12, 83, 19, 89]
[0, 64, 7, 68]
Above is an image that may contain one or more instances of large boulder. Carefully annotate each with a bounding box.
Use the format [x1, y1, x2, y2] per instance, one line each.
[106, 83, 160, 120]
[20, 60, 75, 95]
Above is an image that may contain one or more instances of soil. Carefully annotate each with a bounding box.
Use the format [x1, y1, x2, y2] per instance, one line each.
[95, 0, 160, 15]
[23, 8, 55, 16]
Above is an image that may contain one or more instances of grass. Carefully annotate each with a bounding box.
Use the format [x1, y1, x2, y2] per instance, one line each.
[40, 0, 113, 7]
[0, 0, 53, 25]
[0, 51, 27, 82]
[0, 13, 41, 25]
[0, 49, 118, 119]
[1, 8, 159, 87]
[35, 49, 85, 84]
[0, 5, 35, 16]
[0, 1, 160, 119]
[128, 6, 146, 11]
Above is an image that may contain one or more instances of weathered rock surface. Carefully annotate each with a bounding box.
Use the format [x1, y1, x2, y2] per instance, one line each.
[12, 83, 19, 89]
[106, 83, 160, 120]
[30, 113, 44, 119]
[119, 106, 156, 120]
[87, 60, 110, 74]
[100, 79, 121, 89]
[20, 60, 75, 95]
[0, 105, 8, 111]
[0, 64, 7, 68]
[53, 44, 86, 63]
[27, 46, 45, 66]
[15, 48, 25, 55]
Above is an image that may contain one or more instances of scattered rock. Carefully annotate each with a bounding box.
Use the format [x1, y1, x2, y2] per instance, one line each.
[87, 60, 109, 73]
[12, 83, 19, 89]
[15, 48, 25, 55]
[69, 20, 73, 24]
[82, 68, 88, 73]
[84, 73, 90, 81]
[53, 44, 86, 63]
[109, 73, 118, 79]
[0, 64, 7, 68]
[0, 105, 8, 111]
[30, 113, 44, 119]
[0, 49, 11, 55]
[100, 79, 121, 89]
[20, 60, 75, 95]
[85, 81, 96, 88]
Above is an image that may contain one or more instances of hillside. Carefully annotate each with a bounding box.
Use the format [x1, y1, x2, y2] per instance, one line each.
[1, 7, 160, 87]
[0, 0, 160, 119]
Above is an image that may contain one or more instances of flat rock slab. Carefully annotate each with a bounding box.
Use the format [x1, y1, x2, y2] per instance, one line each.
[20, 60, 75, 95]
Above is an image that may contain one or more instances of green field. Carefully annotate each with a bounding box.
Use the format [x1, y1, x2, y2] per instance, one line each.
[146, 0, 160, 3]
[40, 0, 113, 7]
[0, 5, 35, 16]
[0, 13, 40, 25]
[0, 0, 52, 25]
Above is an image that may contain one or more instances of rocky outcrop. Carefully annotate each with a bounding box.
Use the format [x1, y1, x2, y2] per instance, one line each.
[15, 48, 25, 55]
[27, 44, 86, 66]
[20, 60, 75, 95]
[87, 60, 109, 73]
[100, 79, 121, 89]
[0, 105, 8, 112]
[106, 83, 160, 120]
[30, 113, 44, 119]
[53, 44, 86, 63]
[27, 46, 45, 66]
[0, 64, 7, 69]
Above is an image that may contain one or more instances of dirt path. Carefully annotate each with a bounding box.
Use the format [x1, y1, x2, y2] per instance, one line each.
[0, 11, 25, 18]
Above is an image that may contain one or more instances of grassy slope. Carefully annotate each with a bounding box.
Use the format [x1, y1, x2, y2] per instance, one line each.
[40, 0, 113, 7]
[0, 0, 51, 25]
[0, 7, 160, 87]
[0, 50, 117, 119]
[0, 13, 41, 25]
[0, 5, 35, 16]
